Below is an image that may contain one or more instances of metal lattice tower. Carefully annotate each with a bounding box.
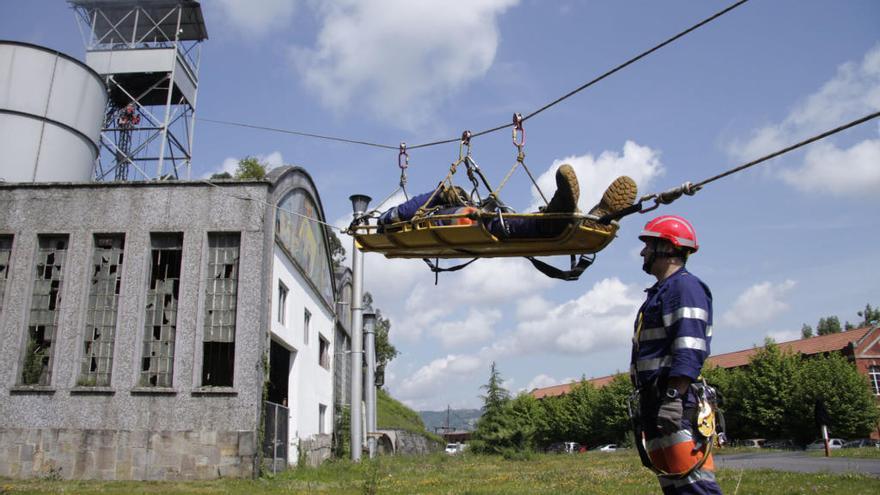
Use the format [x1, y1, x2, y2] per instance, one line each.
[70, 0, 208, 181]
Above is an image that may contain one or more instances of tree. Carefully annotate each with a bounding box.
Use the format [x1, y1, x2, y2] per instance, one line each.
[471, 362, 528, 456]
[858, 303, 880, 327]
[733, 340, 800, 438]
[362, 292, 399, 387]
[591, 374, 634, 446]
[234, 156, 268, 179]
[326, 228, 346, 272]
[209, 171, 232, 180]
[789, 352, 880, 444]
[561, 379, 599, 443]
[817, 316, 842, 336]
[801, 324, 813, 339]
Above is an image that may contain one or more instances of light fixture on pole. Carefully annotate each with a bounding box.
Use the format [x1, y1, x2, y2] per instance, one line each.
[348, 194, 370, 461]
[363, 311, 377, 458]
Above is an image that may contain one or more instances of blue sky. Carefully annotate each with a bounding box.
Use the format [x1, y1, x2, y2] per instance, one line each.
[4, 0, 879, 411]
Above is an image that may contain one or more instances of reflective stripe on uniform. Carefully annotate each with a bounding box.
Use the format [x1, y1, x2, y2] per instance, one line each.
[646, 429, 693, 451]
[640, 326, 666, 341]
[657, 468, 717, 488]
[673, 336, 707, 351]
[706, 325, 713, 337]
[637, 356, 671, 372]
[663, 307, 709, 327]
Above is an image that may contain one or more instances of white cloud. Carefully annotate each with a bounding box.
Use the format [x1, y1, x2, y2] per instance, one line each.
[513, 277, 642, 354]
[204, 151, 285, 178]
[767, 329, 800, 344]
[721, 280, 797, 328]
[215, 0, 297, 35]
[397, 354, 485, 400]
[290, 0, 519, 129]
[779, 139, 880, 196]
[431, 308, 501, 348]
[525, 373, 567, 392]
[385, 256, 555, 342]
[730, 44, 880, 196]
[527, 141, 664, 212]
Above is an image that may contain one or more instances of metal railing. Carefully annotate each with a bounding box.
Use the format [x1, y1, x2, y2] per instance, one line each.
[263, 401, 289, 473]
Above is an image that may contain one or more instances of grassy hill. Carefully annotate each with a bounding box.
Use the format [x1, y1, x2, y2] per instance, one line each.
[377, 389, 443, 443]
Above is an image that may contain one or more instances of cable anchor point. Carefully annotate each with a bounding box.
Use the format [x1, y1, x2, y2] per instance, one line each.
[512, 113, 525, 149]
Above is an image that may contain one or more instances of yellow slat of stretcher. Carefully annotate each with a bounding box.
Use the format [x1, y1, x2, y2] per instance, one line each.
[352, 214, 619, 259]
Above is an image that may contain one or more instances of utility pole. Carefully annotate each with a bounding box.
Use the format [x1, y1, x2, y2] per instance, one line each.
[349, 194, 371, 461]
[364, 312, 377, 458]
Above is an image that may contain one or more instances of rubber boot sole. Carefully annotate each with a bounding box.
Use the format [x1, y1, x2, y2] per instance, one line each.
[588, 176, 638, 219]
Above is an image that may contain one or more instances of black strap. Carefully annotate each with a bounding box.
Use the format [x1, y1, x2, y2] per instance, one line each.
[423, 257, 478, 285]
[526, 254, 594, 281]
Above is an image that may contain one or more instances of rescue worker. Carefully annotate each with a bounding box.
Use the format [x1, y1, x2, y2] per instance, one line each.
[378, 164, 637, 238]
[631, 215, 722, 495]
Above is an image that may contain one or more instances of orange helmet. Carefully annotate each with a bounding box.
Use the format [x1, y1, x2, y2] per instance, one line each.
[639, 215, 698, 252]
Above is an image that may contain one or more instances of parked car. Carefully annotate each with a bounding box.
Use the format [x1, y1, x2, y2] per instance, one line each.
[590, 444, 617, 452]
[738, 438, 766, 448]
[806, 438, 844, 450]
[843, 439, 880, 449]
[445, 443, 464, 455]
[545, 442, 581, 454]
[764, 439, 796, 450]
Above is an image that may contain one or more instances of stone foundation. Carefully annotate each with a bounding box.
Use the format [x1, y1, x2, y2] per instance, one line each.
[0, 428, 256, 480]
[299, 434, 332, 467]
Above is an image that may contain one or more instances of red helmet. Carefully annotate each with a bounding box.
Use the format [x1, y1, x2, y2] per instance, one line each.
[639, 215, 698, 252]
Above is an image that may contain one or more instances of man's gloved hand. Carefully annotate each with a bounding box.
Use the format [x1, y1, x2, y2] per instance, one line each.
[656, 398, 683, 435]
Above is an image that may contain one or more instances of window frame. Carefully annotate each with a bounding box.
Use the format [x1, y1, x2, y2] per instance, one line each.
[277, 281, 288, 325]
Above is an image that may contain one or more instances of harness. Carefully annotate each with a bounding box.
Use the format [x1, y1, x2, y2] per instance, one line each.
[627, 378, 725, 480]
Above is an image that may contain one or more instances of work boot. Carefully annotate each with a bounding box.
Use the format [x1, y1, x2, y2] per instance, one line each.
[537, 164, 580, 237]
[588, 176, 638, 220]
[544, 164, 580, 214]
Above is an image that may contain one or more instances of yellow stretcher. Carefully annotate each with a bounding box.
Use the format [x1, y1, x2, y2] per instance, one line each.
[350, 211, 619, 259]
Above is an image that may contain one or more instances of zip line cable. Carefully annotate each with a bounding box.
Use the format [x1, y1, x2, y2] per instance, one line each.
[199, 0, 750, 152]
[195, 110, 880, 235]
[601, 110, 880, 223]
[411, 0, 750, 149]
[197, 178, 346, 232]
[692, 109, 880, 189]
[197, 118, 397, 150]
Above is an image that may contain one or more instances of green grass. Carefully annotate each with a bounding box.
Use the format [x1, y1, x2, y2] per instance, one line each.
[3, 451, 879, 494]
[377, 389, 443, 444]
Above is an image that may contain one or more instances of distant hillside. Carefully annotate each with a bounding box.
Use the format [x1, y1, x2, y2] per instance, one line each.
[419, 408, 481, 433]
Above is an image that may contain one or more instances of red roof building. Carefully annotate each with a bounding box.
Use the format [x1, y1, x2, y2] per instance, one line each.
[531, 326, 880, 404]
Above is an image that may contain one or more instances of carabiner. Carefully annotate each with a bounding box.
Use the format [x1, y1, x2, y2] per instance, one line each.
[398, 142, 409, 169]
[512, 113, 525, 148]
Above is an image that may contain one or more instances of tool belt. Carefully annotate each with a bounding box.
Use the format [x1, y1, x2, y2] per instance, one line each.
[627, 378, 725, 480]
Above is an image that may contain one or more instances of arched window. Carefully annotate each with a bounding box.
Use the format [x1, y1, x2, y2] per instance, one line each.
[275, 189, 333, 304]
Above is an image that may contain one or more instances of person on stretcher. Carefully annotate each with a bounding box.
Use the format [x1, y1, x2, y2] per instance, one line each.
[378, 164, 638, 239]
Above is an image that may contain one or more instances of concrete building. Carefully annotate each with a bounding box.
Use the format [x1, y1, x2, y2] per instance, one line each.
[0, 166, 343, 479]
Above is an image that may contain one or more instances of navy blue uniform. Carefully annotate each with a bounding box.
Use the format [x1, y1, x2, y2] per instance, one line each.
[631, 267, 722, 495]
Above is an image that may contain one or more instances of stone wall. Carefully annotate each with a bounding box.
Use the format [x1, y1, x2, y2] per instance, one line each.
[377, 429, 442, 456]
[299, 434, 332, 467]
[0, 428, 256, 480]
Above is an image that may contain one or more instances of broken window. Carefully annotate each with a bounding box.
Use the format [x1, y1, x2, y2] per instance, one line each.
[202, 233, 240, 387]
[319, 333, 330, 369]
[20, 235, 68, 386]
[78, 234, 124, 387]
[0, 235, 12, 314]
[140, 233, 182, 387]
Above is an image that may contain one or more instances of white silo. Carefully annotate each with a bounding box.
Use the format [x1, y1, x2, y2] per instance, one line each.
[0, 41, 106, 183]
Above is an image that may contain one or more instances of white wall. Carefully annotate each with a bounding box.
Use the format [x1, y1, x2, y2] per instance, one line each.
[271, 245, 335, 465]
